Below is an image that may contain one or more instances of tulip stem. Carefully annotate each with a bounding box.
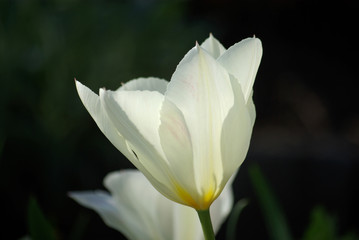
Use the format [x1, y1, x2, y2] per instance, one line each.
[197, 209, 215, 240]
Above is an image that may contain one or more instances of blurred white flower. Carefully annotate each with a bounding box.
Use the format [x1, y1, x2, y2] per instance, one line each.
[75, 34, 262, 209]
[69, 169, 233, 240]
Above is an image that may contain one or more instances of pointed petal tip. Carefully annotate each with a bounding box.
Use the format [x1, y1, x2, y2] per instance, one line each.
[243, 35, 262, 45]
[195, 41, 206, 54]
[99, 87, 106, 95]
[75, 80, 86, 94]
[195, 41, 204, 54]
[74, 79, 81, 86]
[208, 32, 219, 42]
[251, 35, 262, 47]
[74, 80, 91, 95]
[240, 36, 263, 55]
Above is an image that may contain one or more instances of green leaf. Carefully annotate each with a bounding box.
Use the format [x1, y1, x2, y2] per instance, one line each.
[248, 164, 293, 240]
[226, 198, 248, 240]
[302, 206, 359, 240]
[27, 196, 57, 240]
[302, 206, 336, 240]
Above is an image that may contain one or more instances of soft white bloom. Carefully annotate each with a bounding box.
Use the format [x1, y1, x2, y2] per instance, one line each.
[69, 169, 233, 240]
[75, 34, 262, 210]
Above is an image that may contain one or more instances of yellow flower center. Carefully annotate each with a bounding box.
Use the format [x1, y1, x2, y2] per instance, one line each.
[174, 181, 218, 210]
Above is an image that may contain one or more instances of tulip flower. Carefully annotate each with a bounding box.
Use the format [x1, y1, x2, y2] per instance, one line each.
[70, 169, 233, 240]
[75, 34, 262, 239]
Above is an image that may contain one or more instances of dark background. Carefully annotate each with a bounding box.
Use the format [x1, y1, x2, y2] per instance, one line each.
[1, 0, 358, 239]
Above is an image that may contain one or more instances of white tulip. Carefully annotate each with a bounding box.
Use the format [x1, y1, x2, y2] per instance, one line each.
[75, 34, 262, 210]
[70, 169, 233, 240]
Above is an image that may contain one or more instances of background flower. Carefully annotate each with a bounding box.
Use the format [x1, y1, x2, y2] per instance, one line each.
[70, 169, 233, 240]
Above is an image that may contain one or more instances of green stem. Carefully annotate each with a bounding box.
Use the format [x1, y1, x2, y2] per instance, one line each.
[197, 209, 215, 240]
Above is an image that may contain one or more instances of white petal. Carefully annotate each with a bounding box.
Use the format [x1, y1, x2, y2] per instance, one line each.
[101, 89, 165, 159]
[200, 34, 226, 59]
[246, 91, 256, 127]
[119, 77, 168, 94]
[69, 191, 140, 240]
[76, 81, 170, 197]
[100, 89, 185, 204]
[173, 204, 203, 240]
[165, 44, 234, 208]
[75, 81, 138, 164]
[217, 37, 262, 102]
[220, 77, 253, 188]
[159, 99, 199, 208]
[105, 170, 173, 240]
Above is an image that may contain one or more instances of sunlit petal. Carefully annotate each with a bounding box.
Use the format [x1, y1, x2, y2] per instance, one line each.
[200, 33, 226, 59]
[218, 37, 262, 102]
[220, 77, 252, 189]
[164, 44, 234, 208]
[246, 91, 256, 127]
[158, 99, 199, 208]
[99, 89, 185, 203]
[75, 81, 137, 164]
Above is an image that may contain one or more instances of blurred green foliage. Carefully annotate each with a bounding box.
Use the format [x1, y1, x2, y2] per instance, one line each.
[249, 165, 359, 240]
[226, 198, 248, 240]
[303, 206, 337, 240]
[249, 165, 293, 240]
[27, 196, 57, 240]
[0, 0, 209, 143]
[302, 206, 359, 240]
